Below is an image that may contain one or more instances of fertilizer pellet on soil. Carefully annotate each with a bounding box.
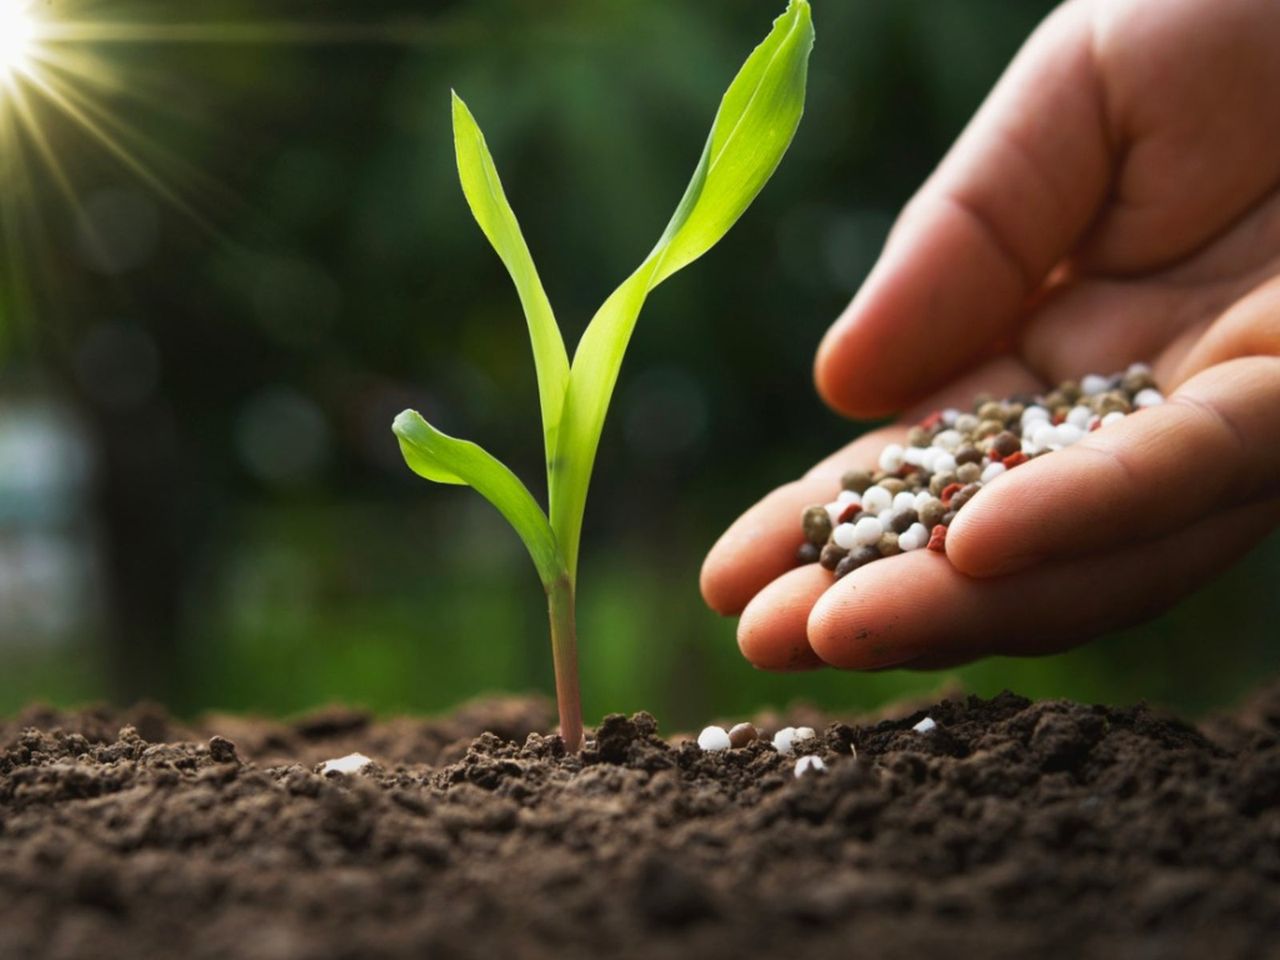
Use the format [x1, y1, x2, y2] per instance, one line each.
[699, 721, 819, 756]
[799, 367, 1164, 578]
[771, 725, 817, 755]
[728, 722, 758, 747]
[793, 755, 827, 777]
[697, 726, 732, 752]
[319, 752, 374, 775]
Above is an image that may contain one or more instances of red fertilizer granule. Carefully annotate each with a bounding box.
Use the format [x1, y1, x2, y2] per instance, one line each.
[838, 503, 862, 523]
[927, 524, 948, 552]
[1002, 452, 1028, 469]
[940, 482, 963, 505]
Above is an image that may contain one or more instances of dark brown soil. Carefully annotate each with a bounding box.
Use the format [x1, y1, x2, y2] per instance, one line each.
[3, 683, 1280, 960]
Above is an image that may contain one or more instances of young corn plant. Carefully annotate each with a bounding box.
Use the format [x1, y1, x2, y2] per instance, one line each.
[394, 1, 814, 752]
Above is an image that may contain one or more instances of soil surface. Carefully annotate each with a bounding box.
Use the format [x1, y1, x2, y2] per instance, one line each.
[3, 684, 1280, 960]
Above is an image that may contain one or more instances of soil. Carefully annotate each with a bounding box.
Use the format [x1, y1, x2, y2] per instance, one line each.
[3, 683, 1280, 960]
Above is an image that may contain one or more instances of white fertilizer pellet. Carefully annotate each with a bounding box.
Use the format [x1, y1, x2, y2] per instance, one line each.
[853, 516, 883, 546]
[772, 726, 817, 755]
[1081, 374, 1109, 395]
[697, 726, 732, 752]
[320, 753, 374, 776]
[898, 522, 928, 552]
[794, 755, 827, 778]
[1056, 423, 1084, 446]
[1030, 422, 1058, 449]
[912, 717, 937, 734]
[932, 429, 963, 452]
[861, 485, 892, 514]
[980, 461, 1006, 483]
[1066, 405, 1092, 429]
[878, 443, 905, 473]
[1021, 405, 1050, 427]
[833, 522, 858, 550]
[893, 491, 917, 513]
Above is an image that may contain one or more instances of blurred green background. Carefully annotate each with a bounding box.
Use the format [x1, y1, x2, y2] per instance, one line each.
[1, 0, 1276, 729]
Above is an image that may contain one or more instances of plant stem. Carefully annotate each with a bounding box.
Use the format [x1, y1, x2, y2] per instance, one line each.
[546, 574, 583, 752]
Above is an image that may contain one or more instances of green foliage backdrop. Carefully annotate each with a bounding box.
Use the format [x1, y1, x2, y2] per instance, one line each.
[1, 0, 1276, 726]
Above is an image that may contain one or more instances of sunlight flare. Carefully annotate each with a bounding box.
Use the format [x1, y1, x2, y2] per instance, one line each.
[0, 2, 457, 224]
[0, 0, 458, 350]
[0, 0, 38, 82]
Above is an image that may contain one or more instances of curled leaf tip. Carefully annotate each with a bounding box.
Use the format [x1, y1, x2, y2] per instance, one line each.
[391, 408, 421, 434]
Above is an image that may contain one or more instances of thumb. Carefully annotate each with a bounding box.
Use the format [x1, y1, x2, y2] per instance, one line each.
[816, 0, 1112, 418]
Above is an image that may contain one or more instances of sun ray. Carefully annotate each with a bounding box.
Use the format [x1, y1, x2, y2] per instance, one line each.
[0, 87, 43, 353]
[7, 78, 109, 270]
[0, 0, 475, 359]
[21, 67, 206, 227]
[18, 39, 256, 239]
[42, 19, 471, 46]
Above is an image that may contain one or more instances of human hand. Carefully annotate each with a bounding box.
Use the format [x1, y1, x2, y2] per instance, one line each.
[701, 0, 1280, 672]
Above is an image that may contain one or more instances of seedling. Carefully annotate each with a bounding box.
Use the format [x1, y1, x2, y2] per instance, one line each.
[394, 2, 815, 752]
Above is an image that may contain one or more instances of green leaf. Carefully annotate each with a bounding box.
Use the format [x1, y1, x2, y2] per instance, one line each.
[394, 409, 564, 586]
[649, 0, 815, 283]
[549, 0, 814, 576]
[451, 92, 570, 479]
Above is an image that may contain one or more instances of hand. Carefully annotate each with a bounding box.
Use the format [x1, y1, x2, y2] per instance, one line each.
[701, 0, 1280, 672]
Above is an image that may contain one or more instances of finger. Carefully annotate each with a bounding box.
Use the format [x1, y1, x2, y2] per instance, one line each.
[815, 0, 1111, 417]
[947, 355, 1280, 579]
[807, 496, 1280, 671]
[1019, 201, 1280, 387]
[1170, 274, 1280, 383]
[1076, 0, 1280, 273]
[700, 427, 903, 617]
[736, 565, 829, 672]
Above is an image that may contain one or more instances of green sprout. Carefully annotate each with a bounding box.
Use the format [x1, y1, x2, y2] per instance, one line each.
[393, 1, 814, 752]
